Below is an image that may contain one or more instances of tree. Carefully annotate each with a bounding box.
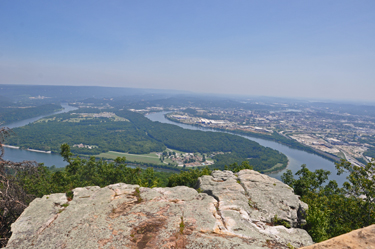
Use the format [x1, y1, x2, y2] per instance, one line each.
[281, 164, 331, 197]
[282, 161, 375, 242]
[224, 161, 253, 173]
[336, 159, 375, 226]
[167, 167, 212, 187]
[138, 167, 159, 188]
[282, 166, 334, 242]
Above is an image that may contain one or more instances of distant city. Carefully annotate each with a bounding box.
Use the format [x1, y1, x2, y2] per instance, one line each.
[126, 102, 375, 167]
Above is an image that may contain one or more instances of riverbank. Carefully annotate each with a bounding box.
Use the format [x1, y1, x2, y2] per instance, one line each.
[2, 145, 20, 149]
[1, 104, 78, 168]
[146, 111, 348, 185]
[26, 148, 51, 154]
[165, 114, 341, 164]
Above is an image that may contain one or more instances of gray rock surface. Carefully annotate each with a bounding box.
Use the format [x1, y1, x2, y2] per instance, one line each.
[196, 170, 312, 248]
[7, 170, 313, 249]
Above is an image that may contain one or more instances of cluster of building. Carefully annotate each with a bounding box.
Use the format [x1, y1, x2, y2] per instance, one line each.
[67, 112, 128, 122]
[170, 114, 272, 134]
[29, 95, 51, 99]
[158, 151, 214, 167]
[73, 144, 98, 149]
[167, 106, 375, 167]
[74, 112, 115, 118]
[129, 107, 164, 113]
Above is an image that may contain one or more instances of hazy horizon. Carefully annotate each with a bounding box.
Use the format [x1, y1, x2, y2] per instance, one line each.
[1, 1, 374, 101]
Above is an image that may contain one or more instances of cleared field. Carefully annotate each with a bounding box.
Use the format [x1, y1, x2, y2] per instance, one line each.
[262, 163, 283, 173]
[97, 151, 162, 165]
[97, 149, 210, 167]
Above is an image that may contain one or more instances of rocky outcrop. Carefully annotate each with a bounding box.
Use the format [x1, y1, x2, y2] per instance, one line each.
[300, 224, 375, 249]
[6, 170, 313, 249]
[197, 170, 308, 228]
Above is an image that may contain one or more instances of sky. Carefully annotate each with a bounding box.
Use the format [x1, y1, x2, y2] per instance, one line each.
[0, 1, 374, 101]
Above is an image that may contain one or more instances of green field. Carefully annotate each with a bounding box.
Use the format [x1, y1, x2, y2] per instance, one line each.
[262, 163, 283, 173]
[97, 151, 163, 165]
[96, 149, 212, 167]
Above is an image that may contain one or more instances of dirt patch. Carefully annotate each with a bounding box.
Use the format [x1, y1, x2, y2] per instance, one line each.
[130, 217, 167, 249]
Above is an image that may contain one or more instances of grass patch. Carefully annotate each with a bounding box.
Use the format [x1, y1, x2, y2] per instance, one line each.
[61, 203, 69, 208]
[133, 187, 143, 203]
[97, 148, 211, 167]
[98, 151, 162, 165]
[272, 214, 291, 228]
[179, 216, 185, 235]
[262, 163, 284, 173]
[66, 190, 74, 201]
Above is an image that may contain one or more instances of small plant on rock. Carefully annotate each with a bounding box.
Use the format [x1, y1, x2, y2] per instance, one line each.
[61, 203, 69, 208]
[66, 190, 74, 201]
[287, 243, 295, 249]
[179, 216, 185, 235]
[133, 187, 143, 203]
[272, 214, 291, 228]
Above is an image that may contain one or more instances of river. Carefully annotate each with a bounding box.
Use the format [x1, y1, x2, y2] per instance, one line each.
[0, 105, 177, 173]
[1, 104, 78, 129]
[146, 112, 349, 185]
[1, 104, 77, 168]
[1, 107, 349, 183]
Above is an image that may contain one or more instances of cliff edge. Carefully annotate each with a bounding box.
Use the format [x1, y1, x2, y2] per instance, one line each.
[6, 169, 313, 249]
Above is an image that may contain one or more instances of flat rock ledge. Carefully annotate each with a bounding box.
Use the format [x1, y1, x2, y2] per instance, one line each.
[6, 169, 313, 249]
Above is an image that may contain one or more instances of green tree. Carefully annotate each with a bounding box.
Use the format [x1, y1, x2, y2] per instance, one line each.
[305, 202, 329, 242]
[282, 161, 375, 242]
[167, 167, 212, 188]
[282, 165, 330, 197]
[336, 159, 375, 226]
[138, 167, 159, 188]
[224, 161, 253, 173]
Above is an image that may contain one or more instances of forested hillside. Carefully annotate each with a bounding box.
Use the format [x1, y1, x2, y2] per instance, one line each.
[5, 109, 166, 155]
[0, 104, 62, 125]
[115, 110, 287, 170]
[5, 108, 288, 171]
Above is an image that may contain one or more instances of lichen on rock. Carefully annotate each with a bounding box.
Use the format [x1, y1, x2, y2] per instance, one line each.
[6, 170, 313, 249]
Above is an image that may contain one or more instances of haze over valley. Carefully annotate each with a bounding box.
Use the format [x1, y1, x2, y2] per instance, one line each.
[1, 1, 375, 248]
[1, 84, 374, 178]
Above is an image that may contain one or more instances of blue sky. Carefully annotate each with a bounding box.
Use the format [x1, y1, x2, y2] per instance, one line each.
[0, 1, 374, 101]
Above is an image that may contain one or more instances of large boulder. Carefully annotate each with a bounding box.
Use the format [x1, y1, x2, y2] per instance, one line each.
[196, 169, 312, 247]
[6, 170, 313, 249]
